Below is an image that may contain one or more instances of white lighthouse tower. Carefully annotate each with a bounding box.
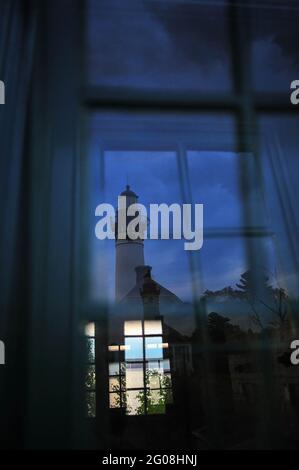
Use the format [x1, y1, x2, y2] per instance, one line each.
[115, 185, 145, 301]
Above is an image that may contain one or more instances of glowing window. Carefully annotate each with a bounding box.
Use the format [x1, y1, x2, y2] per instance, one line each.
[108, 319, 173, 415]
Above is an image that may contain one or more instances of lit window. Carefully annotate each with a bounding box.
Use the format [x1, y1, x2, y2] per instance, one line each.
[85, 322, 95, 337]
[108, 319, 173, 415]
[145, 336, 163, 359]
[124, 320, 142, 336]
[144, 320, 162, 335]
[125, 337, 143, 360]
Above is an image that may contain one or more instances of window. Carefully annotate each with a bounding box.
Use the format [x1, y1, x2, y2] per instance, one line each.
[108, 319, 172, 415]
[6, 0, 299, 452]
[83, 0, 299, 450]
[85, 323, 96, 418]
[108, 345, 126, 410]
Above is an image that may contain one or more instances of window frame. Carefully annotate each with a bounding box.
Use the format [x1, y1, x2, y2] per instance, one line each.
[81, 0, 299, 446]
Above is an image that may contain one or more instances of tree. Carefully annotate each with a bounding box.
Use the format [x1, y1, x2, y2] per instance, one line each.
[136, 370, 172, 415]
[110, 363, 130, 412]
[208, 312, 230, 342]
[236, 270, 289, 332]
[236, 270, 271, 329]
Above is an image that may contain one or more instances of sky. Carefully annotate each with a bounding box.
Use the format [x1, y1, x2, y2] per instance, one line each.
[86, 0, 299, 307]
[87, 0, 299, 91]
[88, 138, 297, 304]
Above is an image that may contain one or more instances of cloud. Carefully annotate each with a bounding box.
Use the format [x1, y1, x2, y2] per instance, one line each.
[252, 37, 297, 90]
[87, 0, 230, 89]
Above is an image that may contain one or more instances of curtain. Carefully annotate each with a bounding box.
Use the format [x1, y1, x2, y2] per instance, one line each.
[0, 0, 84, 449]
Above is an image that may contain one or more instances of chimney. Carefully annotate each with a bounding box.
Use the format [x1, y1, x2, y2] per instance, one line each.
[135, 265, 152, 286]
[138, 267, 160, 319]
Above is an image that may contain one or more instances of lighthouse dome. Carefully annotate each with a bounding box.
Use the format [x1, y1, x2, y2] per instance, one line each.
[120, 185, 138, 198]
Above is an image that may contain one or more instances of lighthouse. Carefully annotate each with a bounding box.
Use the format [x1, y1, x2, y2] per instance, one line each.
[115, 185, 145, 301]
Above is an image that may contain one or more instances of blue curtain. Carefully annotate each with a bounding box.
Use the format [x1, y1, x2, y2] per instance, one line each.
[0, 0, 84, 449]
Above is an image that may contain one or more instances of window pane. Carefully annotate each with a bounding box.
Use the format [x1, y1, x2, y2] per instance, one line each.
[86, 338, 95, 362]
[85, 365, 96, 389]
[87, 0, 232, 91]
[144, 320, 162, 335]
[147, 361, 161, 372]
[148, 370, 160, 389]
[86, 392, 96, 418]
[109, 392, 121, 409]
[147, 364, 172, 389]
[126, 363, 144, 389]
[109, 362, 119, 376]
[125, 337, 143, 360]
[124, 320, 142, 336]
[162, 359, 171, 373]
[147, 390, 165, 415]
[109, 377, 121, 393]
[126, 390, 145, 415]
[85, 322, 95, 337]
[163, 373, 172, 388]
[147, 359, 170, 373]
[145, 336, 163, 359]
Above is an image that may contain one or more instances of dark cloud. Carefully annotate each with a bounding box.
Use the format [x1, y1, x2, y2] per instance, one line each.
[87, 0, 299, 91]
[87, 0, 231, 89]
[148, 1, 230, 66]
